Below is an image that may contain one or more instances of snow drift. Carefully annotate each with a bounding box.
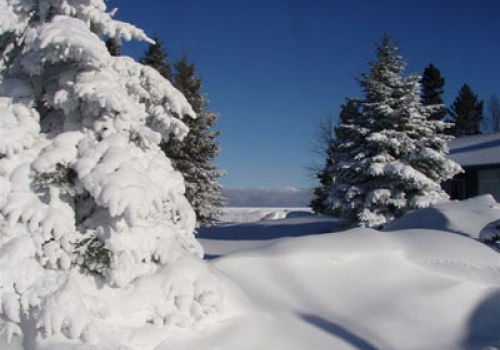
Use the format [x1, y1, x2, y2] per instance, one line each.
[384, 195, 500, 241]
[196, 206, 500, 350]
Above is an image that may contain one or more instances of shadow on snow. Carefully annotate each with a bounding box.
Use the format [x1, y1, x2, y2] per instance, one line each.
[197, 216, 345, 241]
[461, 290, 500, 350]
[299, 313, 383, 350]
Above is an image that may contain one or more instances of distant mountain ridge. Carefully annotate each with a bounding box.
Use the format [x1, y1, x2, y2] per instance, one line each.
[221, 187, 313, 208]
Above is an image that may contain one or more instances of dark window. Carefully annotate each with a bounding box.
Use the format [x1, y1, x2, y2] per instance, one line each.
[449, 179, 465, 200]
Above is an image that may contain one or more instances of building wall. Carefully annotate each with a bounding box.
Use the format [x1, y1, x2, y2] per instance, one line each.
[444, 166, 500, 201]
[477, 168, 500, 201]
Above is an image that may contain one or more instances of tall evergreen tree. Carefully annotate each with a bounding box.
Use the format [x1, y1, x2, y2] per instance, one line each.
[140, 35, 172, 80]
[323, 35, 461, 227]
[421, 63, 446, 121]
[163, 54, 224, 227]
[448, 84, 484, 136]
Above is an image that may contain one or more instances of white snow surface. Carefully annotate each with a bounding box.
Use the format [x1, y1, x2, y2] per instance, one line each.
[1, 202, 500, 349]
[177, 203, 500, 350]
[384, 195, 500, 240]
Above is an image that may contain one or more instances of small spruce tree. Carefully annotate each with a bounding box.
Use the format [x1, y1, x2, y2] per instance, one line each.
[448, 84, 484, 136]
[421, 63, 446, 121]
[163, 54, 224, 227]
[323, 35, 461, 227]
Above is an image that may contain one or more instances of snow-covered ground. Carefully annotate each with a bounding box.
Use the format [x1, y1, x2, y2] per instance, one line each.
[200, 208, 342, 258]
[192, 198, 500, 350]
[2, 198, 500, 350]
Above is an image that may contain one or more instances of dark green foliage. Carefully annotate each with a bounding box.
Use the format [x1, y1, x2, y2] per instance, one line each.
[421, 64, 446, 121]
[335, 99, 362, 139]
[75, 235, 111, 274]
[105, 37, 121, 56]
[162, 54, 224, 227]
[33, 163, 77, 195]
[310, 162, 332, 215]
[139, 39, 224, 226]
[310, 100, 361, 215]
[140, 36, 171, 80]
[448, 84, 484, 136]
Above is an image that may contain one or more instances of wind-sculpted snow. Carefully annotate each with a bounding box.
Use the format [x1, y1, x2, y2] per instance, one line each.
[205, 221, 500, 350]
[384, 195, 500, 240]
[0, 0, 225, 348]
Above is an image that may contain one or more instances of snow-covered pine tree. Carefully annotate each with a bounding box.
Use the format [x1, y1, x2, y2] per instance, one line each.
[162, 54, 224, 227]
[448, 83, 484, 136]
[0, 0, 224, 345]
[324, 35, 462, 227]
[140, 35, 172, 80]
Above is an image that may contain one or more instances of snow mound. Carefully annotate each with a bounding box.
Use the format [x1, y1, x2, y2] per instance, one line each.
[205, 227, 500, 350]
[219, 228, 500, 285]
[383, 195, 500, 239]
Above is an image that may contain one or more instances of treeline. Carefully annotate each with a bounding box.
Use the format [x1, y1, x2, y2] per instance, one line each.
[106, 37, 224, 227]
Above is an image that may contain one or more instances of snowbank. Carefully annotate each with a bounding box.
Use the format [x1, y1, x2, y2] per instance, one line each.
[192, 203, 500, 350]
[200, 228, 500, 350]
[383, 195, 500, 240]
[2, 203, 500, 349]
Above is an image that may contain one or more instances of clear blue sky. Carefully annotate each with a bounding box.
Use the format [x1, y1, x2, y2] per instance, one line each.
[111, 0, 500, 189]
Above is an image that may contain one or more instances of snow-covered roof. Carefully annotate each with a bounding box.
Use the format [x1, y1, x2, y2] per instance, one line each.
[448, 133, 500, 167]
